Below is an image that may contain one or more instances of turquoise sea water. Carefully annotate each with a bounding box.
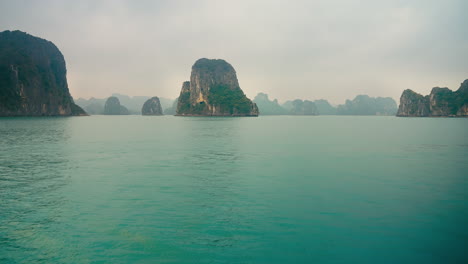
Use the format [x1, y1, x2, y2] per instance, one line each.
[0, 116, 467, 263]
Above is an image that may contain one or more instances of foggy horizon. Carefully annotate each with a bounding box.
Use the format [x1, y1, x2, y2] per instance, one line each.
[1, 0, 467, 105]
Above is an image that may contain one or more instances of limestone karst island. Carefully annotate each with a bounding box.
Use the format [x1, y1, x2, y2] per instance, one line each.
[175, 58, 259, 116]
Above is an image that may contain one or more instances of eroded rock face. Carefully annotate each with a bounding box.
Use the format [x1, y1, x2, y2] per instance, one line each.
[397, 79, 468, 117]
[176, 58, 258, 116]
[397, 89, 430, 116]
[103, 96, 129, 115]
[0, 30, 86, 116]
[429, 87, 457, 116]
[457, 104, 468, 116]
[142, 97, 163, 115]
[397, 90, 430, 117]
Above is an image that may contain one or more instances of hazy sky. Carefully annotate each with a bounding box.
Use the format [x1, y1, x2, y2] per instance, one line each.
[1, 0, 467, 104]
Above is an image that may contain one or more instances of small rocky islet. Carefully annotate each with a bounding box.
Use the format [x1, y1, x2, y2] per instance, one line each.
[0, 30, 466, 118]
[103, 96, 129, 115]
[141, 97, 163, 115]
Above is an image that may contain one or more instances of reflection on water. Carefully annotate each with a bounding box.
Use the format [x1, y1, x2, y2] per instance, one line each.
[0, 116, 467, 263]
[176, 118, 248, 252]
[0, 118, 72, 263]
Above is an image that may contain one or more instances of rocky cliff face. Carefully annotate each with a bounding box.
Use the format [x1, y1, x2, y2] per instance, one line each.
[141, 96, 163, 115]
[0, 30, 86, 116]
[457, 104, 468, 116]
[103, 96, 129, 115]
[397, 90, 430, 117]
[397, 79, 468, 117]
[429, 87, 457, 116]
[176, 58, 258, 116]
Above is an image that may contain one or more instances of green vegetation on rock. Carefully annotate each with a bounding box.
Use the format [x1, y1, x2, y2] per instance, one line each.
[208, 84, 253, 114]
[0, 30, 86, 116]
[176, 59, 258, 116]
[397, 79, 468, 117]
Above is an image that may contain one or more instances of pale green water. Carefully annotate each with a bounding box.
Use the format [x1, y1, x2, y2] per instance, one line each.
[0, 116, 467, 263]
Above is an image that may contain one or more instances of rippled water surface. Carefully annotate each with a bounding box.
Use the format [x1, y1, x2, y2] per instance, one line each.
[1, 116, 467, 263]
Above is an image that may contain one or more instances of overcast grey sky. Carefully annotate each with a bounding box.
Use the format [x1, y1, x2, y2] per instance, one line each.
[1, 0, 467, 104]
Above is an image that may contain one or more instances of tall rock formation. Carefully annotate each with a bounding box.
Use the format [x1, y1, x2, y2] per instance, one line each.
[141, 96, 163, 115]
[176, 58, 258, 116]
[396, 90, 430, 116]
[397, 79, 468, 117]
[0, 30, 86, 116]
[103, 96, 129, 115]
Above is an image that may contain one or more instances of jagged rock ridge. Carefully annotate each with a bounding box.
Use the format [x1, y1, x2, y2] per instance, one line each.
[397, 79, 468, 117]
[0, 30, 86, 116]
[176, 58, 258, 116]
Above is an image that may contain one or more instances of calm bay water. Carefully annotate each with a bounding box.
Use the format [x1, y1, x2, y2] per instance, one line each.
[0, 116, 467, 263]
